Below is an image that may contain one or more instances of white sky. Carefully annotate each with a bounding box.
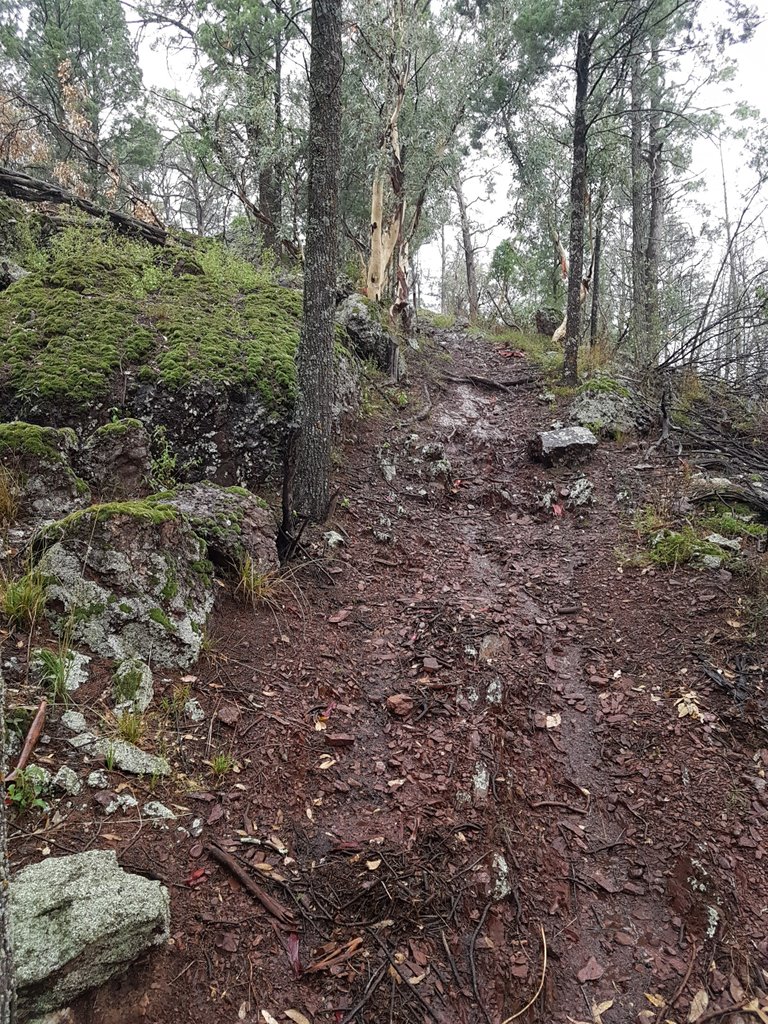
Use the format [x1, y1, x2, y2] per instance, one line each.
[134, 8, 768, 310]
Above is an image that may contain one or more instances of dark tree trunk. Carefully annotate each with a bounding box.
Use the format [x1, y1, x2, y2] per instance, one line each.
[1, 668, 16, 1024]
[292, 0, 342, 522]
[563, 30, 592, 386]
[454, 176, 479, 323]
[590, 203, 603, 347]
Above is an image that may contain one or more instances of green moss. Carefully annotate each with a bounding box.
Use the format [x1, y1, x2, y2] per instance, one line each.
[0, 422, 67, 462]
[148, 607, 173, 630]
[190, 558, 214, 585]
[699, 511, 767, 539]
[649, 527, 728, 567]
[75, 477, 90, 496]
[114, 663, 144, 701]
[577, 377, 630, 398]
[53, 498, 178, 531]
[94, 418, 144, 436]
[0, 228, 307, 412]
[72, 601, 107, 622]
[160, 565, 179, 601]
[225, 485, 251, 497]
[118, 602, 132, 614]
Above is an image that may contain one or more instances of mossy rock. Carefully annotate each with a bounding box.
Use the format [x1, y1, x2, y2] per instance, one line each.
[36, 502, 213, 668]
[0, 421, 90, 519]
[80, 418, 152, 499]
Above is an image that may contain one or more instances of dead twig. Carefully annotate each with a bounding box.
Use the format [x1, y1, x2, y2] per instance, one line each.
[205, 843, 298, 929]
[500, 924, 547, 1023]
[653, 943, 698, 1024]
[365, 928, 441, 1024]
[338, 961, 388, 1024]
[469, 901, 493, 1024]
[5, 698, 47, 783]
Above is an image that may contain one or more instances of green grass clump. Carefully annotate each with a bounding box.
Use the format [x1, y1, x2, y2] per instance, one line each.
[577, 377, 630, 398]
[52, 499, 178, 532]
[0, 465, 20, 523]
[234, 555, 280, 606]
[114, 710, 144, 743]
[699, 511, 767, 540]
[35, 648, 71, 704]
[1, 570, 48, 628]
[210, 752, 235, 778]
[649, 527, 727, 567]
[6, 766, 49, 813]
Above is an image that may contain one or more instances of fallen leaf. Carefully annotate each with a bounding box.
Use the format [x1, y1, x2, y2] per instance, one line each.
[423, 656, 440, 671]
[284, 1012, 312, 1024]
[261, 1013, 280, 1024]
[546, 713, 562, 729]
[387, 778, 406, 789]
[328, 609, 351, 623]
[366, 859, 382, 870]
[215, 930, 240, 953]
[577, 957, 605, 983]
[216, 705, 240, 726]
[238, 1001, 247, 1020]
[592, 999, 614, 1024]
[688, 989, 709, 1022]
[645, 994, 665, 1008]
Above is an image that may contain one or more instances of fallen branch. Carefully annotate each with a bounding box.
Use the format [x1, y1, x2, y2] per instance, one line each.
[5, 699, 47, 784]
[500, 924, 547, 1023]
[205, 843, 298, 929]
[441, 372, 509, 392]
[0, 168, 170, 247]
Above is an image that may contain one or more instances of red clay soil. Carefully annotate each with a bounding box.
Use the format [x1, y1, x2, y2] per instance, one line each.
[6, 328, 768, 1024]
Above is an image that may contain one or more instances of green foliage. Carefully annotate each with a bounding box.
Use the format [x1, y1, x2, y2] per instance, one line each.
[648, 527, 728, 567]
[577, 377, 630, 398]
[419, 310, 456, 329]
[6, 765, 49, 813]
[235, 555, 279, 606]
[114, 710, 144, 744]
[0, 228, 303, 412]
[698, 511, 767, 539]
[210, 751, 235, 778]
[51, 498, 178, 533]
[1, 570, 48, 627]
[0, 465, 20, 524]
[35, 648, 71, 704]
[114, 663, 144, 702]
[151, 426, 178, 488]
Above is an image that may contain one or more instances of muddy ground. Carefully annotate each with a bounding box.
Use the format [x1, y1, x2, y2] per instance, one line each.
[7, 328, 768, 1024]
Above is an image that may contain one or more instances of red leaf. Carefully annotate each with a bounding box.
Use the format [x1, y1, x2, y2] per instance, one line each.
[577, 956, 604, 983]
[184, 867, 207, 887]
[287, 931, 302, 978]
[552, 503, 565, 517]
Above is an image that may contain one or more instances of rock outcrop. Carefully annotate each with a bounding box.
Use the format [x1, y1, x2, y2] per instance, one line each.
[11, 850, 170, 1019]
[0, 422, 89, 520]
[79, 419, 152, 499]
[37, 503, 213, 668]
[531, 426, 598, 465]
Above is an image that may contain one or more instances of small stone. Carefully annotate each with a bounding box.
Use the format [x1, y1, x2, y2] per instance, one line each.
[52, 767, 81, 796]
[189, 817, 203, 838]
[386, 693, 415, 717]
[113, 657, 153, 714]
[531, 426, 598, 465]
[184, 698, 205, 723]
[701, 554, 723, 570]
[324, 530, 345, 547]
[59, 710, 87, 734]
[86, 770, 109, 789]
[143, 801, 176, 822]
[705, 533, 741, 552]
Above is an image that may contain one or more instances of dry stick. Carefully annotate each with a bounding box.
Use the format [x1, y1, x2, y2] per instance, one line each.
[440, 929, 464, 990]
[692, 1004, 768, 1024]
[205, 843, 298, 929]
[500, 924, 548, 1024]
[365, 928, 441, 1024]
[654, 942, 698, 1024]
[5, 699, 47, 784]
[469, 901, 493, 1024]
[337, 961, 388, 1024]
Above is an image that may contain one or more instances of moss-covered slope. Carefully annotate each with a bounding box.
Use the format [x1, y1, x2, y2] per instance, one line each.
[0, 224, 301, 413]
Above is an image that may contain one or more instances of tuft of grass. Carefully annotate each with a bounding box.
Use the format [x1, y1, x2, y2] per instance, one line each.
[235, 555, 280, 607]
[114, 710, 145, 744]
[634, 507, 670, 537]
[210, 752, 235, 778]
[0, 465, 20, 523]
[1, 570, 48, 628]
[161, 683, 190, 716]
[35, 648, 71, 705]
[699, 510, 767, 540]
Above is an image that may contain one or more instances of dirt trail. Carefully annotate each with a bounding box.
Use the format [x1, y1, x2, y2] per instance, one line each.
[14, 327, 767, 1024]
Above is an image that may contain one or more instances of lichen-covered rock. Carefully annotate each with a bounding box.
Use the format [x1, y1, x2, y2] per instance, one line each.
[80, 419, 152, 499]
[37, 503, 213, 668]
[69, 733, 169, 776]
[337, 294, 402, 374]
[569, 389, 637, 437]
[153, 481, 277, 573]
[113, 657, 153, 714]
[531, 426, 598, 465]
[11, 850, 170, 1018]
[0, 421, 89, 519]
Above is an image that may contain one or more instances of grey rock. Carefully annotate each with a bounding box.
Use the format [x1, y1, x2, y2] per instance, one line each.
[99, 793, 138, 815]
[189, 817, 203, 838]
[153, 481, 278, 575]
[701, 554, 724, 570]
[143, 800, 176, 821]
[377, 446, 397, 484]
[336, 293, 399, 372]
[420, 443, 452, 485]
[37, 506, 213, 668]
[705, 533, 741, 552]
[79, 419, 152, 499]
[567, 476, 594, 507]
[0, 422, 89, 520]
[60, 710, 87, 734]
[11, 849, 170, 1018]
[93, 738, 170, 777]
[184, 697, 205, 723]
[52, 766, 81, 796]
[324, 530, 345, 548]
[531, 426, 598, 465]
[569, 389, 637, 437]
[113, 657, 153, 714]
[86, 770, 109, 789]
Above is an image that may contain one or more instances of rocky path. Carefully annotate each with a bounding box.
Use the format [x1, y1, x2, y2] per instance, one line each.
[11, 328, 768, 1024]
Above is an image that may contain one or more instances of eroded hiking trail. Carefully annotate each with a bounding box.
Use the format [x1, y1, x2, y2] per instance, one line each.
[15, 328, 768, 1024]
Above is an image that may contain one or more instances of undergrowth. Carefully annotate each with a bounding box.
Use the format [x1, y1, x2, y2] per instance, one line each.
[1, 570, 48, 627]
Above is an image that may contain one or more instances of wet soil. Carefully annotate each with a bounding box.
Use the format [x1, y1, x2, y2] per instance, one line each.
[6, 328, 768, 1024]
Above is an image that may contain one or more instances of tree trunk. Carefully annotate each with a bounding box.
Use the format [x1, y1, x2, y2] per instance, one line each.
[1, 667, 16, 1024]
[630, 52, 648, 363]
[643, 42, 663, 364]
[590, 203, 602, 347]
[292, 0, 342, 522]
[453, 176, 479, 323]
[563, 30, 592, 386]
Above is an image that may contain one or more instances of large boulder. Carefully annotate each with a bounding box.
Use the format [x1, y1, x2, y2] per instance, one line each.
[336, 294, 398, 372]
[0, 422, 89, 520]
[153, 482, 278, 572]
[531, 426, 598, 465]
[569, 386, 637, 438]
[79, 419, 152, 499]
[11, 850, 170, 1019]
[37, 502, 213, 668]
